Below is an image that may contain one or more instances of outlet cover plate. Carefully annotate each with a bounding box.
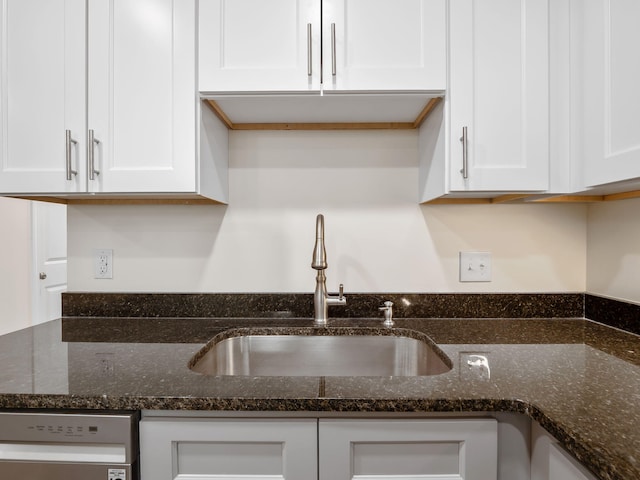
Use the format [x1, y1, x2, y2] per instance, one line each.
[94, 248, 113, 279]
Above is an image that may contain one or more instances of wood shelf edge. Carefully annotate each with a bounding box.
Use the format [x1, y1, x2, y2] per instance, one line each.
[530, 195, 605, 203]
[422, 198, 493, 205]
[603, 190, 640, 201]
[11, 196, 224, 206]
[421, 191, 640, 205]
[204, 96, 444, 131]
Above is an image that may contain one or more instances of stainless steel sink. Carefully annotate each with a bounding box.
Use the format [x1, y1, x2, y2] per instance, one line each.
[189, 330, 451, 377]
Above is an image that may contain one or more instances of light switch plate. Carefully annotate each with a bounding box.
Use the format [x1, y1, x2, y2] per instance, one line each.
[459, 251, 492, 282]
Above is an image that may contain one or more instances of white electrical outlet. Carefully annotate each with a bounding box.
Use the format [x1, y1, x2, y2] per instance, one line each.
[459, 251, 492, 282]
[94, 249, 113, 279]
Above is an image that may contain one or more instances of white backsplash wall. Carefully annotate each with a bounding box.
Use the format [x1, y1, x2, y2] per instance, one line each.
[67, 130, 587, 293]
[587, 197, 640, 304]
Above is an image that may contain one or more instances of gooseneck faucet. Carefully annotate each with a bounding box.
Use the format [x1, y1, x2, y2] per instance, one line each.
[312, 214, 346, 325]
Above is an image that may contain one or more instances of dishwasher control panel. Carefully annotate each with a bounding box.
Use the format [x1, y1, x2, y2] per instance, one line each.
[0, 412, 136, 445]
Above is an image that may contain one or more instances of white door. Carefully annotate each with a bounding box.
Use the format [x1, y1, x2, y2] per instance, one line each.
[0, 198, 31, 335]
[199, 0, 321, 92]
[322, 0, 446, 92]
[87, 0, 198, 193]
[580, 0, 640, 187]
[31, 202, 67, 325]
[448, 0, 549, 192]
[0, 0, 87, 194]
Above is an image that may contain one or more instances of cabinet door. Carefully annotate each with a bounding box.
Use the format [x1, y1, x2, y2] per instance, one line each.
[580, 0, 640, 187]
[0, 0, 86, 194]
[323, 0, 446, 92]
[199, 0, 321, 93]
[87, 0, 197, 193]
[531, 422, 597, 480]
[140, 417, 318, 480]
[319, 418, 498, 480]
[449, 0, 549, 192]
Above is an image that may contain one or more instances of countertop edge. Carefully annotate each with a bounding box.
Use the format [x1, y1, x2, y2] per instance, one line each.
[0, 393, 630, 480]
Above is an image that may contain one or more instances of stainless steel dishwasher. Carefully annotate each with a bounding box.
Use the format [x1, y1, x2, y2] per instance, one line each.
[0, 411, 138, 479]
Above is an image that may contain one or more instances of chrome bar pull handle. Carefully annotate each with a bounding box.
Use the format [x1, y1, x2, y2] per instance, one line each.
[65, 130, 78, 181]
[307, 23, 312, 76]
[331, 23, 337, 76]
[460, 126, 468, 179]
[88, 129, 100, 180]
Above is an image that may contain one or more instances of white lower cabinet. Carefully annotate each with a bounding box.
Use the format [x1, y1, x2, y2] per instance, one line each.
[140, 416, 498, 480]
[139, 417, 318, 480]
[319, 418, 498, 480]
[531, 422, 597, 480]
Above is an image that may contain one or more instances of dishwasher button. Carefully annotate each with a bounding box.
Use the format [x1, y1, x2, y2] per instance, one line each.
[108, 468, 126, 480]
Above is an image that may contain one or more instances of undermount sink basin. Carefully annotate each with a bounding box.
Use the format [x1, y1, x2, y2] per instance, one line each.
[189, 329, 452, 377]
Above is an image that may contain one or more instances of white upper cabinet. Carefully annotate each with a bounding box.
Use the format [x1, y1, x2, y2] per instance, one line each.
[420, 0, 550, 201]
[0, 0, 227, 200]
[0, 0, 87, 193]
[578, 0, 640, 188]
[199, 0, 445, 94]
[322, 0, 445, 92]
[199, 0, 322, 93]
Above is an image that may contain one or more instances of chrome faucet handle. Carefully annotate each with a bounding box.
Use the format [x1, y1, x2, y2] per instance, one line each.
[326, 283, 347, 306]
[379, 301, 394, 327]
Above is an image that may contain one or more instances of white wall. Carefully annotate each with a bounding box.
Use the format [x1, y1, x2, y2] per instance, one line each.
[0, 197, 32, 334]
[587, 197, 640, 304]
[68, 130, 587, 293]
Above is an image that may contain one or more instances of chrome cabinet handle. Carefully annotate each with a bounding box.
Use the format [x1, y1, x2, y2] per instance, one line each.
[460, 126, 468, 179]
[307, 23, 312, 76]
[39, 272, 47, 280]
[331, 23, 336, 76]
[65, 130, 78, 181]
[88, 129, 100, 180]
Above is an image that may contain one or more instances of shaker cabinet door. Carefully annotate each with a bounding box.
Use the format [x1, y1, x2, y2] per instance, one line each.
[448, 0, 549, 192]
[322, 0, 446, 92]
[199, 0, 322, 92]
[319, 418, 498, 480]
[579, 0, 640, 187]
[140, 417, 318, 480]
[87, 0, 197, 194]
[0, 0, 86, 194]
[531, 422, 598, 480]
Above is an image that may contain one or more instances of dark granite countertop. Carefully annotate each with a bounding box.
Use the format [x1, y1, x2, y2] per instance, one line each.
[0, 315, 637, 480]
